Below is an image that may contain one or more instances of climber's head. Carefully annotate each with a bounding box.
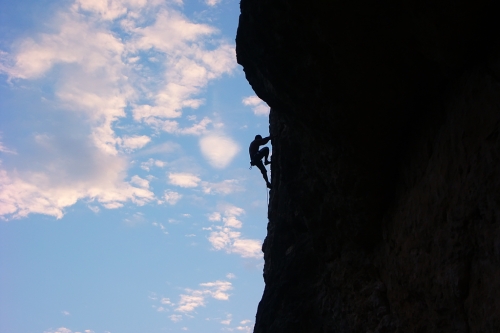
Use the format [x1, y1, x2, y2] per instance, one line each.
[255, 134, 262, 140]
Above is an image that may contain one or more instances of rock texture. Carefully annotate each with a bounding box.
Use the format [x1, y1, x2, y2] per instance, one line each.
[236, 1, 500, 332]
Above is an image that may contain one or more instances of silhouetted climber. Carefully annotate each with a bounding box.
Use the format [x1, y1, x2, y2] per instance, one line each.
[249, 134, 272, 188]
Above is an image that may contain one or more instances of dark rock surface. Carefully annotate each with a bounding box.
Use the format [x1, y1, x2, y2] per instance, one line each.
[236, 0, 500, 332]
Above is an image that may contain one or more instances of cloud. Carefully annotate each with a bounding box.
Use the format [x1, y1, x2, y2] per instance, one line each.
[175, 280, 233, 313]
[152, 222, 168, 234]
[164, 190, 182, 205]
[0, 0, 236, 219]
[130, 9, 236, 122]
[236, 325, 253, 333]
[201, 179, 243, 195]
[140, 158, 167, 171]
[223, 216, 242, 229]
[74, 0, 154, 21]
[205, 0, 221, 6]
[145, 117, 213, 135]
[124, 212, 146, 225]
[168, 172, 200, 188]
[205, 205, 262, 259]
[199, 134, 240, 169]
[208, 212, 221, 221]
[120, 135, 151, 151]
[176, 292, 206, 312]
[0, 154, 155, 219]
[0, 139, 16, 154]
[226, 273, 236, 279]
[161, 297, 173, 305]
[242, 95, 269, 116]
[221, 314, 232, 325]
[130, 175, 149, 188]
[44, 328, 95, 333]
[169, 314, 182, 322]
[231, 239, 262, 258]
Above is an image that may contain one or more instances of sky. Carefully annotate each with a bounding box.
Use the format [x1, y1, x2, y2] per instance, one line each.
[0, 1, 272, 332]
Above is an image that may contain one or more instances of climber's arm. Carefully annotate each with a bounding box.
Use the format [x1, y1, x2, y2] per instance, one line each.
[260, 136, 271, 145]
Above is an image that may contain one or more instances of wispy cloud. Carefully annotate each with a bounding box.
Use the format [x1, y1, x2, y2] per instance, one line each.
[0, 138, 16, 154]
[152, 221, 168, 234]
[201, 179, 243, 195]
[206, 204, 262, 259]
[0, 160, 154, 219]
[175, 280, 233, 313]
[242, 95, 269, 116]
[205, 0, 222, 6]
[168, 172, 200, 188]
[221, 313, 232, 325]
[146, 117, 213, 135]
[44, 328, 95, 333]
[169, 314, 182, 322]
[0, 0, 236, 219]
[163, 190, 182, 205]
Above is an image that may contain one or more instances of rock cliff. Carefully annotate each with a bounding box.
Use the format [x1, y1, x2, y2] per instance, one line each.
[236, 1, 500, 332]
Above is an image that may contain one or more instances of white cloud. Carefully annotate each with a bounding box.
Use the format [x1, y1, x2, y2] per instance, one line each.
[74, 0, 158, 21]
[161, 297, 173, 305]
[205, 0, 221, 6]
[236, 326, 253, 333]
[223, 216, 242, 229]
[223, 205, 244, 217]
[130, 9, 236, 122]
[169, 314, 182, 322]
[120, 135, 151, 150]
[130, 175, 149, 188]
[0, 0, 236, 219]
[61, 311, 71, 316]
[199, 134, 240, 169]
[201, 179, 243, 195]
[140, 158, 167, 171]
[168, 172, 200, 188]
[200, 280, 232, 300]
[241, 96, 261, 106]
[240, 320, 251, 325]
[208, 228, 235, 250]
[226, 273, 236, 279]
[146, 117, 212, 136]
[208, 212, 221, 221]
[44, 328, 95, 333]
[242, 95, 269, 116]
[231, 238, 262, 258]
[175, 280, 233, 313]
[164, 190, 182, 205]
[205, 205, 262, 259]
[0, 154, 155, 219]
[176, 292, 206, 312]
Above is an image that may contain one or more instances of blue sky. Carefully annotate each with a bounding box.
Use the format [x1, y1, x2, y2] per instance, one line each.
[0, 0, 272, 332]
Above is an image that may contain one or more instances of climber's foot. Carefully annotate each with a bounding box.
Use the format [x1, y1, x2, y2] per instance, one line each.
[267, 182, 272, 189]
[264, 160, 271, 165]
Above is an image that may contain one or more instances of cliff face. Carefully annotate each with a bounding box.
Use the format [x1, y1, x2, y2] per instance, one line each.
[236, 1, 500, 332]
